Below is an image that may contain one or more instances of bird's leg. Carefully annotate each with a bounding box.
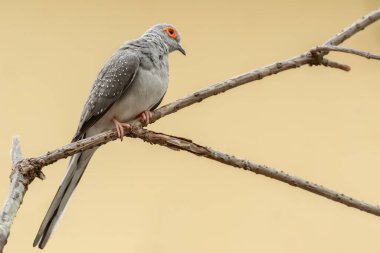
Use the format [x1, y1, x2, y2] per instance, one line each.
[112, 118, 130, 141]
[138, 110, 153, 126]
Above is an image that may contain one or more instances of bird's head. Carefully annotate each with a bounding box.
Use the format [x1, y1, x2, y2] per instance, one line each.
[144, 23, 186, 55]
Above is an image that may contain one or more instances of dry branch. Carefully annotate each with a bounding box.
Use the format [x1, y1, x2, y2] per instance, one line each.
[315, 45, 380, 60]
[130, 128, 380, 216]
[1, 8, 380, 252]
[0, 138, 26, 253]
[324, 9, 380, 46]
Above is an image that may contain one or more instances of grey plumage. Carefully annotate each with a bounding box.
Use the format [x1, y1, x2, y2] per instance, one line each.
[34, 23, 185, 249]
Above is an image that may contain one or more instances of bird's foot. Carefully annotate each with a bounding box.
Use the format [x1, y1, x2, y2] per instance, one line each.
[112, 118, 130, 141]
[138, 110, 153, 126]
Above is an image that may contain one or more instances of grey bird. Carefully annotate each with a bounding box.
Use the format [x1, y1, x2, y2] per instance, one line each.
[33, 24, 185, 249]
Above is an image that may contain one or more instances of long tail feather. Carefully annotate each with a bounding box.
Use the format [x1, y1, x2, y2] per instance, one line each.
[33, 148, 97, 249]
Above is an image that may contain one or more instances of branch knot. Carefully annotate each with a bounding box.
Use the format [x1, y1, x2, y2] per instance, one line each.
[309, 49, 325, 66]
[12, 158, 46, 182]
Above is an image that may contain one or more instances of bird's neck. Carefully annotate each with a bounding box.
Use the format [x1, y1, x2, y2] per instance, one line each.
[140, 33, 169, 55]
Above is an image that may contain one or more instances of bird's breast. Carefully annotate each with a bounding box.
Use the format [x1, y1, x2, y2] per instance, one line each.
[113, 66, 169, 120]
[90, 66, 169, 134]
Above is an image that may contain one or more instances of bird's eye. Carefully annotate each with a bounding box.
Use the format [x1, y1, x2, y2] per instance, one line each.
[163, 27, 177, 39]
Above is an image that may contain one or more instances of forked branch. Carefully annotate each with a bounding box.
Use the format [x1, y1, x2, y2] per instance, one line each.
[1, 8, 380, 253]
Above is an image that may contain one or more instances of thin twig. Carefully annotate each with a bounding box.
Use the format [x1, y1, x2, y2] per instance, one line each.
[321, 58, 351, 71]
[130, 128, 380, 217]
[316, 45, 380, 60]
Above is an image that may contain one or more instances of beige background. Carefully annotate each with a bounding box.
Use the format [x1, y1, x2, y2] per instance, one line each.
[1, 0, 380, 252]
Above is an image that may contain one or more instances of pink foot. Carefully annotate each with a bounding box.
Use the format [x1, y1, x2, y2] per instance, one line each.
[138, 110, 153, 125]
[112, 118, 130, 141]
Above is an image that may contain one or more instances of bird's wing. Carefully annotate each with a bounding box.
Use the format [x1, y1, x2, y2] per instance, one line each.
[72, 51, 140, 141]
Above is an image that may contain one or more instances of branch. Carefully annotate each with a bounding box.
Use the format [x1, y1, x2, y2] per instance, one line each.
[315, 45, 380, 60]
[0, 137, 27, 253]
[320, 58, 351, 71]
[147, 10, 380, 124]
[324, 9, 380, 46]
[11, 126, 380, 217]
[1, 8, 380, 252]
[129, 128, 380, 217]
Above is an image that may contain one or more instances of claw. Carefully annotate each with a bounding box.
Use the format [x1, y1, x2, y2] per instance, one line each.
[138, 110, 153, 126]
[112, 118, 130, 141]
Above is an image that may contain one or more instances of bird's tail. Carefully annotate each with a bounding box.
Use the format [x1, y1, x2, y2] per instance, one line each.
[33, 147, 97, 249]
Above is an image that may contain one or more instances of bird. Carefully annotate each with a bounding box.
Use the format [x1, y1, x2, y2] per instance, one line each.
[33, 23, 185, 249]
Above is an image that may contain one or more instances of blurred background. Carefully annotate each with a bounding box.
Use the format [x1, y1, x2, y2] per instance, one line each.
[0, 0, 380, 252]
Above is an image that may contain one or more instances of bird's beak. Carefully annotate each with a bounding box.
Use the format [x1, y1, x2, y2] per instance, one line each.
[177, 44, 186, 56]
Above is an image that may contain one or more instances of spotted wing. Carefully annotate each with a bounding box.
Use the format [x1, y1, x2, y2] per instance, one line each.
[72, 51, 140, 141]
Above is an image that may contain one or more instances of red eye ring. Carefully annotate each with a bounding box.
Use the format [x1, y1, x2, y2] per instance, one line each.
[163, 27, 177, 39]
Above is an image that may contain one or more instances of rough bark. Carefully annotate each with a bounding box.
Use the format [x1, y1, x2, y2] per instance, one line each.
[0, 138, 27, 253]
